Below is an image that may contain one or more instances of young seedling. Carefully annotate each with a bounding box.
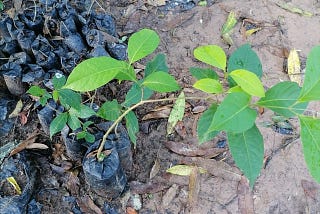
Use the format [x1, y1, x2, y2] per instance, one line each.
[28, 28, 320, 187]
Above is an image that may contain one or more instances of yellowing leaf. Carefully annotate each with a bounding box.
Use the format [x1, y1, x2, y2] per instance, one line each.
[276, 2, 313, 17]
[6, 177, 22, 195]
[245, 27, 261, 37]
[221, 11, 237, 35]
[167, 92, 185, 135]
[8, 100, 23, 118]
[288, 49, 302, 86]
[166, 165, 207, 176]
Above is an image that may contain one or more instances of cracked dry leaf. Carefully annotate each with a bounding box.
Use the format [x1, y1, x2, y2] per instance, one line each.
[287, 49, 302, 86]
[188, 166, 200, 210]
[167, 92, 185, 135]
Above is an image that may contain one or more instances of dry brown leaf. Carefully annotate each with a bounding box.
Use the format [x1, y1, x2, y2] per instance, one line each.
[66, 170, 80, 195]
[25, 143, 49, 150]
[77, 195, 103, 214]
[161, 11, 196, 32]
[182, 157, 242, 181]
[9, 132, 38, 157]
[164, 141, 226, 158]
[126, 207, 138, 214]
[237, 177, 254, 214]
[188, 166, 200, 210]
[142, 105, 171, 120]
[130, 181, 168, 194]
[147, 0, 166, 6]
[174, 121, 187, 138]
[162, 184, 179, 207]
[192, 106, 206, 114]
[149, 159, 160, 179]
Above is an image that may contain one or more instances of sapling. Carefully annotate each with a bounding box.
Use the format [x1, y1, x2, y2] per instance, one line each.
[28, 28, 320, 187]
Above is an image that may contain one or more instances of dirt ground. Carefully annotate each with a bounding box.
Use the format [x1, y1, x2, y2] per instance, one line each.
[1, 0, 320, 213]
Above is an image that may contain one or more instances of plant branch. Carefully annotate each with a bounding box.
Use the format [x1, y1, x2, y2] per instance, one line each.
[96, 95, 212, 159]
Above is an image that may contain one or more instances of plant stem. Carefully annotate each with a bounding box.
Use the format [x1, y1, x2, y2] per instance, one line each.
[96, 95, 211, 159]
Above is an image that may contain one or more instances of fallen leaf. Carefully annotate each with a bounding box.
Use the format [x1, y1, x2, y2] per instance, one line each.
[181, 157, 242, 181]
[149, 159, 161, 179]
[126, 207, 138, 214]
[166, 165, 206, 176]
[8, 100, 23, 118]
[77, 195, 103, 214]
[301, 179, 319, 200]
[237, 177, 254, 214]
[130, 181, 169, 194]
[164, 141, 226, 158]
[6, 176, 22, 195]
[25, 143, 49, 150]
[147, 0, 166, 6]
[162, 184, 179, 207]
[19, 111, 28, 125]
[9, 132, 39, 157]
[142, 105, 171, 120]
[221, 11, 237, 45]
[188, 166, 200, 210]
[245, 27, 261, 37]
[192, 106, 206, 114]
[161, 11, 196, 32]
[174, 121, 187, 138]
[167, 92, 185, 135]
[276, 2, 313, 17]
[66, 170, 80, 195]
[287, 49, 302, 86]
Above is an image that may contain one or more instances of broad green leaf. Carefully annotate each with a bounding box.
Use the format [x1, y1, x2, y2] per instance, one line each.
[145, 53, 169, 77]
[69, 104, 96, 119]
[97, 99, 121, 121]
[52, 74, 66, 89]
[227, 85, 244, 93]
[39, 92, 52, 106]
[193, 78, 223, 94]
[197, 104, 219, 143]
[83, 121, 94, 129]
[64, 57, 123, 92]
[77, 131, 86, 140]
[123, 81, 153, 107]
[227, 124, 264, 188]
[166, 165, 207, 176]
[194, 45, 227, 71]
[142, 71, 180, 92]
[67, 114, 81, 130]
[85, 133, 95, 143]
[209, 92, 256, 133]
[128, 29, 160, 64]
[299, 46, 320, 101]
[229, 69, 265, 97]
[299, 116, 320, 183]
[256, 81, 308, 117]
[27, 86, 46, 97]
[58, 89, 81, 111]
[115, 63, 137, 81]
[189, 67, 219, 80]
[50, 112, 68, 138]
[228, 44, 262, 86]
[167, 92, 185, 135]
[125, 110, 139, 145]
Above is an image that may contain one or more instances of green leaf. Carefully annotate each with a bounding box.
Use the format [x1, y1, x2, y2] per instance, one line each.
[58, 89, 81, 111]
[76, 131, 86, 140]
[221, 11, 237, 35]
[227, 124, 264, 188]
[39, 92, 52, 106]
[50, 112, 68, 138]
[229, 69, 265, 97]
[209, 92, 256, 133]
[123, 81, 153, 107]
[67, 114, 81, 130]
[83, 121, 94, 129]
[125, 110, 139, 145]
[167, 92, 185, 135]
[194, 45, 226, 71]
[128, 29, 160, 64]
[97, 99, 121, 121]
[227, 44, 263, 86]
[256, 81, 308, 117]
[142, 71, 180, 92]
[85, 133, 95, 143]
[299, 46, 320, 101]
[299, 116, 320, 183]
[64, 56, 123, 92]
[114, 63, 137, 81]
[193, 78, 223, 94]
[0, 1, 4, 10]
[189, 67, 219, 80]
[52, 74, 66, 89]
[27, 86, 46, 97]
[69, 104, 96, 119]
[145, 53, 169, 77]
[197, 104, 219, 144]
